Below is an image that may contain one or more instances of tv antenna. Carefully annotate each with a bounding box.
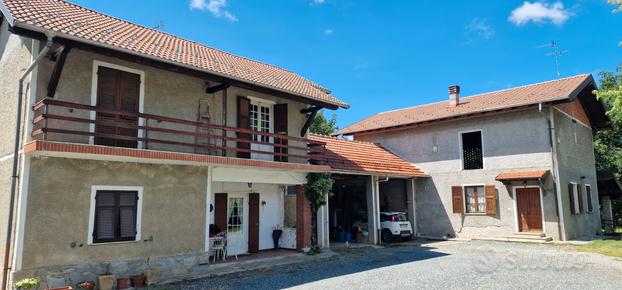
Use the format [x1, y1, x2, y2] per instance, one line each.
[537, 40, 568, 79]
[153, 20, 165, 31]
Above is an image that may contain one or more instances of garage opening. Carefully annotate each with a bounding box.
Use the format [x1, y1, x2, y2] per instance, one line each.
[329, 175, 370, 244]
[379, 178, 414, 242]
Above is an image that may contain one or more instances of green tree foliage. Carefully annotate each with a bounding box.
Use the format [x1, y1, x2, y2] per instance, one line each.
[309, 110, 338, 135]
[594, 67, 622, 179]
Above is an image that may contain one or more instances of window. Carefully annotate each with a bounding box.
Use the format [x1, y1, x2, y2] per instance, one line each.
[250, 103, 271, 143]
[577, 184, 584, 213]
[461, 131, 483, 170]
[92, 190, 140, 243]
[464, 186, 486, 213]
[585, 185, 593, 213]
[227, 197, 244, 233]
[569, 183, 580, 215]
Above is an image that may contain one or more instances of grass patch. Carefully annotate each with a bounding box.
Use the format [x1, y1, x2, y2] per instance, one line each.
[576, 238, 622, 258]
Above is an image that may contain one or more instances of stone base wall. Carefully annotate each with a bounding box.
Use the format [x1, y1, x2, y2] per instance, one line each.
[13, 251, 212, 288]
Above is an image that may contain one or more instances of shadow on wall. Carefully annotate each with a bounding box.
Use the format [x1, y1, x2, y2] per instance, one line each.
[415, 178, 455, 238]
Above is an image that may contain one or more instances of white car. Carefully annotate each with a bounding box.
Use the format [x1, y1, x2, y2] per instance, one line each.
[353, 211, 413, 243]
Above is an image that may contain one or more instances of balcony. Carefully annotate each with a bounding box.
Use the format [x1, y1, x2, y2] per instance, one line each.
[31, 98, 327, 165]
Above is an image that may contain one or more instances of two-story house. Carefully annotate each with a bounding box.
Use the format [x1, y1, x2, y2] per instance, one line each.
[338, 74, 611, 242]
[0, 0, 349, 287]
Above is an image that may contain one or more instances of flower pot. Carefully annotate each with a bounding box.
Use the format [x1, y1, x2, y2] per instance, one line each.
[97, 274, 114, 290]
[116, 278, 129, 289]
[130, 275, 146, 288]
[272, 229, 283, 249]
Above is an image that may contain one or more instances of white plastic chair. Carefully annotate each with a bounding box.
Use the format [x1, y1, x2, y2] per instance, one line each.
[210, 237, 226, 262]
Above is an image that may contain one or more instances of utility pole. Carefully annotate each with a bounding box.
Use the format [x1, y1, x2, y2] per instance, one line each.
[537, 40, 568, 79]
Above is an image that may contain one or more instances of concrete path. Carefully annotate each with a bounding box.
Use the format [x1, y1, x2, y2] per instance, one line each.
[159, 240, 622, 290]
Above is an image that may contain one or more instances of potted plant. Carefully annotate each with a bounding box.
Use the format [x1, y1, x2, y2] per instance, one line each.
[14, 278, 40, 290]
[76, 281, 95, 290]
[272, 225, 283, 249]
[130, 274, 146, 288]
[116, 277, 129, 289]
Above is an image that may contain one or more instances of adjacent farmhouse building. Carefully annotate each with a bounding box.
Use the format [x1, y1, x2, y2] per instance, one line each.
[338, 74, 611, 242]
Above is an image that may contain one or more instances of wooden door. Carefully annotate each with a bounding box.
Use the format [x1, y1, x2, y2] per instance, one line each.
[248, 193, 260, 253]
[214, 193, 228, 232]
[95, 66, 140, 148]
[516, 188, 543, 232]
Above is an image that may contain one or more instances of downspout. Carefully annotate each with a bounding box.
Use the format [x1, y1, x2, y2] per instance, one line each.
[2, 37, 53, 290]
[549, 106, 567, 241]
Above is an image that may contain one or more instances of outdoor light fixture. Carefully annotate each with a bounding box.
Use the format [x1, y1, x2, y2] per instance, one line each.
[262, 200, 267, 206]
[248, 182, 253, 188]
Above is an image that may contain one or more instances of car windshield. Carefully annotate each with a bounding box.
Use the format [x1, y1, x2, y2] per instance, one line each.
[395, 214, 407, 221]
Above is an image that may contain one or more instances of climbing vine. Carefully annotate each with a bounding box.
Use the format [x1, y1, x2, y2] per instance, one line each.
[304, 173, 333, 211]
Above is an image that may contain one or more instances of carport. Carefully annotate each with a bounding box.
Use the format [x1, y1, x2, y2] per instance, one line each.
[309, 134, 428, 246]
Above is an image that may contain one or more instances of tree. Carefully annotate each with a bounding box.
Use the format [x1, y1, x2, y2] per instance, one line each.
[309, 110, 338, 135]
[594, 67, 622, 229]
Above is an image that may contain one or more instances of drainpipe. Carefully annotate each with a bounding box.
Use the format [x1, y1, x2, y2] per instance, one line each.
[2, 37, 53, 290]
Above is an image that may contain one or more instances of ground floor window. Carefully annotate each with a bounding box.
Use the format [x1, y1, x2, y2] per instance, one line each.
[227, 197, 244, 233]
[89, 186, 142, 244]
[465, 186, 486, 213]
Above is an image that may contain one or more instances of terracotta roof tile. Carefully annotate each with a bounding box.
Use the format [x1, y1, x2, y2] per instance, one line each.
[309, 134, 428, 177]
[495, 169, 549, 181]
[0, 0, 348, 108]
[338, 74, 593, 135]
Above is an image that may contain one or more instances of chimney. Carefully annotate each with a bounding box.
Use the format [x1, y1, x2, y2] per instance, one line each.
[448, 85, 460, 107]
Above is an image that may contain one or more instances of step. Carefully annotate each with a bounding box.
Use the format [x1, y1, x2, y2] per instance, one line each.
[512, 232, 546, 238]
[472, 235, 553, 244]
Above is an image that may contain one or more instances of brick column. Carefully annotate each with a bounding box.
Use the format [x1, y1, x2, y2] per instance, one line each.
[296, 185, 312, 251]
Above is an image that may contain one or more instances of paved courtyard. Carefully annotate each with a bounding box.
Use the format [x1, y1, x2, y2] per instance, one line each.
[161, 241, 622, 290]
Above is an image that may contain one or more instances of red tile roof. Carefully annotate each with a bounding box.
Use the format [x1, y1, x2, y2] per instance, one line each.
[309, 134, 428, 177]
[0, 0, 347, 108]
[338, 74, 594, 135]
[495, 169, 549, 181]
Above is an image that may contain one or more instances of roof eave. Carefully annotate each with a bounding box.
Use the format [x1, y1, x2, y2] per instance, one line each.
[9, 20, 349, 109]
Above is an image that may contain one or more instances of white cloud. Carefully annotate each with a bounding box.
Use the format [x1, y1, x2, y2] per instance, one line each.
[465, 18, 495, 40]
[312, 0, 326, 4]
[323, 28, 334, 35]
[508, 1, 572, 26]
[190, 0, 238, 22]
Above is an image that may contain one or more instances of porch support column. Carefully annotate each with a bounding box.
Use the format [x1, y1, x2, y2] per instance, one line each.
[406, 178, 417, 238]
[204, 166, 213, 252]
[316, 201, 329, 248]
[296, 185, 312, 251]
[366, 175, 380, 244]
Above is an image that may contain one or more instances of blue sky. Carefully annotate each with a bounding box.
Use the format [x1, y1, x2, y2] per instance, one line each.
[71, 0, 621, 129]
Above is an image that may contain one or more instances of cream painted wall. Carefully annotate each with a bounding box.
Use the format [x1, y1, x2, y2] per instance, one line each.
[22, 157, 208, 269]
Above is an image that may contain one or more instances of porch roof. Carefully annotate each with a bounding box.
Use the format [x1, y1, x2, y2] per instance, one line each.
[495, 169, 549, 181]
[309, 134, 428, 177]
[0, 0, 348, 109]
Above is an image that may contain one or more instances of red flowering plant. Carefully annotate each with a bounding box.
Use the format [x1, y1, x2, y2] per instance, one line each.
[76, 280, 96, 290]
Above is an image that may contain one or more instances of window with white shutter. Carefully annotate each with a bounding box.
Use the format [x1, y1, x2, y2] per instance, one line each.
[93, 190, 139, 243]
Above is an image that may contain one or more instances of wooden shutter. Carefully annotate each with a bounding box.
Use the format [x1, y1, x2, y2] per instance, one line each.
[94, 191, 116, 242]
[214, 193, 228, 231]
[274, 104, 288, 162]
[568, 183, 576, 215]
[586, 185, 593, 213]
[577, 184, 584, 213]
[452, 186, 464, 214]
[118, 192, 138, 239]
[485, 185, 497, 216]
[237, 96, 251, 159]
[248, 193, 260, 253]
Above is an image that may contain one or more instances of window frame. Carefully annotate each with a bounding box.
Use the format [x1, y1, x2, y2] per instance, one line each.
[462, 184, 486, 214]
[459, 129, 485, 171]
[88, 185, 143, 245]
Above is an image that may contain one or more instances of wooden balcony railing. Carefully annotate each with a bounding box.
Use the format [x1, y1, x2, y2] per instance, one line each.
[32, 98, 327, 164]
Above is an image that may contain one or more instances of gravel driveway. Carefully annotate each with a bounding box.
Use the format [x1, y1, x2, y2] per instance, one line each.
[161, 241, 622, 290]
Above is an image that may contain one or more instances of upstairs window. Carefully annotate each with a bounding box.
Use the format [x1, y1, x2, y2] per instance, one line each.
[461, 131, 483, 170]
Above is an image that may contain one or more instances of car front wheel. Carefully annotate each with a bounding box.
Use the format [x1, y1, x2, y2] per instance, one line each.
[381, 229, 392, 243]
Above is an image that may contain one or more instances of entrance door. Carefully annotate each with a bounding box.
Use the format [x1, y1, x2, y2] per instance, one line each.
[250, 100, 273, 161]
[516, 187, 543, 232]
[95, 66, 140, 148]
[226, 194, 249, 256]
[248, 193, 260, 253]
